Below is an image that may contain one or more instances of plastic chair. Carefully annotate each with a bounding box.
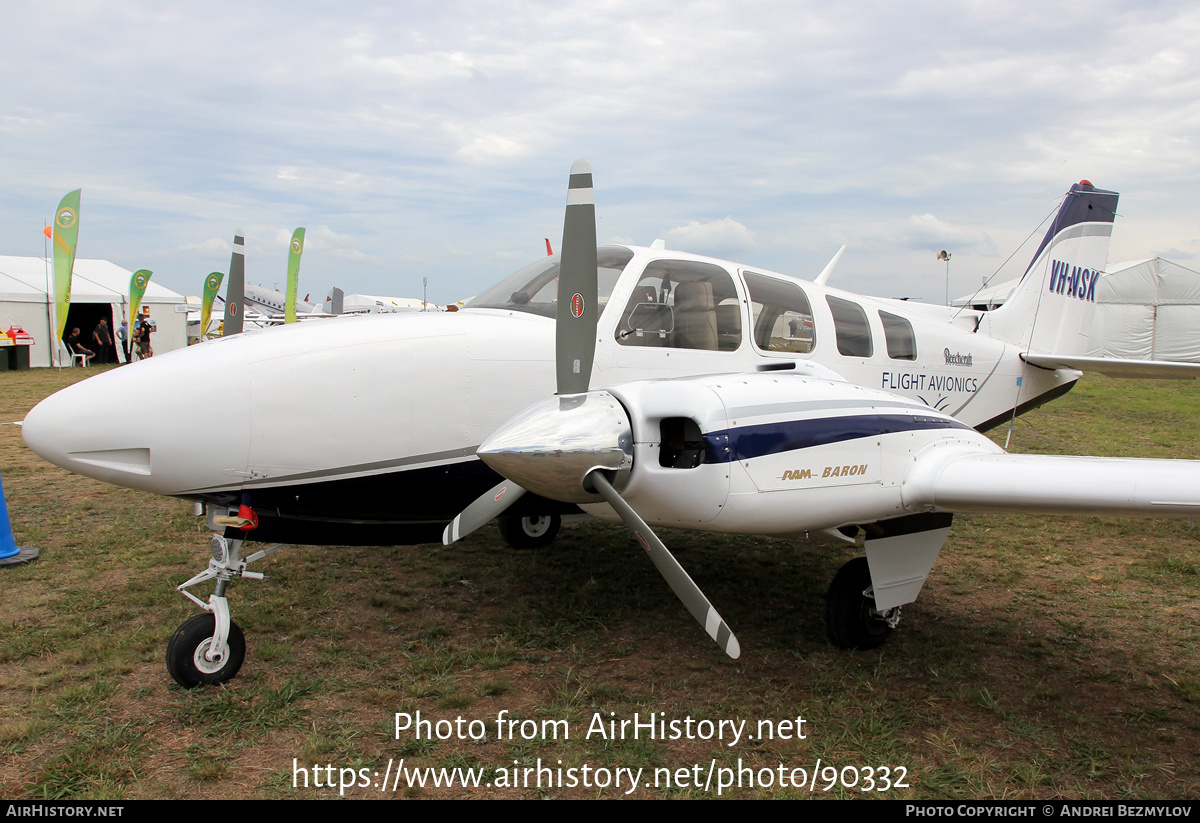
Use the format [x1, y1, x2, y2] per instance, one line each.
[62, 341, 88, 367]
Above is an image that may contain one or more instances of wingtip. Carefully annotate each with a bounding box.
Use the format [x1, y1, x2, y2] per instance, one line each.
[570, 158, 591, 175]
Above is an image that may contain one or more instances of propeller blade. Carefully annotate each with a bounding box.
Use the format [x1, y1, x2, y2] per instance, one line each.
[442, 480, 527, 545]
[587, 471, 741, 659]
[224, 232, 246, 336]
[556, 159, 598, 396]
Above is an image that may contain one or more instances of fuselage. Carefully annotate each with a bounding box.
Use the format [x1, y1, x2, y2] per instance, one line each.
[22, 245, 1073, 544]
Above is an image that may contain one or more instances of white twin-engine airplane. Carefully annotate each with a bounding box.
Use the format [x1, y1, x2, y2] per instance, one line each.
[20, 162, 1200, 687]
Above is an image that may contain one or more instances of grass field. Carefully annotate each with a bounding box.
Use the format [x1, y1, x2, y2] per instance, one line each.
[1, 366, 1198, 799]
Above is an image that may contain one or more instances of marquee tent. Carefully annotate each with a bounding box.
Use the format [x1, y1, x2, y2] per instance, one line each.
[1086, 258, 1200, 361]
[0, 256, 188, 367]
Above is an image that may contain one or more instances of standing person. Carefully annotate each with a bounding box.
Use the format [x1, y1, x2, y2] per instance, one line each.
[117, 320, 129, 363]
[136, 313, 154, 358]
[92, 317, 113, 365]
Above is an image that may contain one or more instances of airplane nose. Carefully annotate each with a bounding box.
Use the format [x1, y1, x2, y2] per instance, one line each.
[22, 380, 150, 477]
[22, 355, 251, 496]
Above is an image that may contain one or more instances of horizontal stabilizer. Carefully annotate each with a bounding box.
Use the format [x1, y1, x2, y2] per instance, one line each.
[1023, 353, 1200, 380]
[904, 450, 1200, 517]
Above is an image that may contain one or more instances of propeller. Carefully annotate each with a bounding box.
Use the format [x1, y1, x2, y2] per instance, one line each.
[442, 479, 526, 545]
[441, 158, 597, 545]
[443, 160, 740, 659]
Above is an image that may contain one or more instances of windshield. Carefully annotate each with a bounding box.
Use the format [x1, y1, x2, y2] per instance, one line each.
[466, 246, 635, 318]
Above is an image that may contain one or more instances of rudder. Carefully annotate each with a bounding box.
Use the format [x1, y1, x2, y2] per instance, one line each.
[982, 181, 1119, 355]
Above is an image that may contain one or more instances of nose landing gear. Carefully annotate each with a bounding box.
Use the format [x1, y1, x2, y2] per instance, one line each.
[166, 612, 246, 687]
[168, 531, 285, 688]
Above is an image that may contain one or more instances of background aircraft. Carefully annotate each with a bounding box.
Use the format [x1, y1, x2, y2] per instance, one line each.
[243, 283, 322, 317]
[20, 162, 1200, 686]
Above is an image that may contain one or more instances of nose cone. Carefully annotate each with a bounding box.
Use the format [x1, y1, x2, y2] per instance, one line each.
[22, 375, 151, 480]
[478, 390, 633, 502]
[22, 349, 251, 496]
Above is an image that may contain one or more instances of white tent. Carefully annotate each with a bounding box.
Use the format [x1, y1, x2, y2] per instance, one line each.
[952, 258, 1200, 363]
[1087, 258, 1200, 361]
[950, 279, 1017, 311]
[0, 256, 188, 367]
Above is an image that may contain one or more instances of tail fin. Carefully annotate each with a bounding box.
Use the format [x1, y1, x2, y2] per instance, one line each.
[983, 181, 1118, 355]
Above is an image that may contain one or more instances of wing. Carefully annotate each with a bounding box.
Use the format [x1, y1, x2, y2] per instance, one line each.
[1023, 353, 1200, 380]
[904, 449, 1200, 516]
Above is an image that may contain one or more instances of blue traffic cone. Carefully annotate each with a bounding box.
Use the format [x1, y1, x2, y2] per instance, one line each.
[0, 472, 38, 567]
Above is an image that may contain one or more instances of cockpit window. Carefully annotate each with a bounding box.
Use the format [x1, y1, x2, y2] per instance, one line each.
[615, 260, 741, 351]
[466, 246, 635, 318]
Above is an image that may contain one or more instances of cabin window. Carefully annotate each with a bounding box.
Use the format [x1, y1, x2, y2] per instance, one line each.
[467, 246, 634, 318]
[616, 260, 741, 351]
[743, 272, 816, 354]
[879, 311, 916, 360]
[826, 296, 873, 358]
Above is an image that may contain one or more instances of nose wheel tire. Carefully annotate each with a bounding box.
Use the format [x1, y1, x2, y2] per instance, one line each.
[826, 556, 894, 650]
[166, 613, 246, 688]
[498, 514, 561, 549]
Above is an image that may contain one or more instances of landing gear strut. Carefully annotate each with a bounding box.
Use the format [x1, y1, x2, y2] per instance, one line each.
[825, 556, 900, 650]
[168, 532, 284, 688]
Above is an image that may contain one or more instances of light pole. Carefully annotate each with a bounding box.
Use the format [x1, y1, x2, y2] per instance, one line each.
[937, 250, 952, 306]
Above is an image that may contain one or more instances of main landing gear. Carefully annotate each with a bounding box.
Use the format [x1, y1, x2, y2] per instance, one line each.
[168, 532, 285, 688]
[825, 556, 901, 650]
[498, 513, 561, 549]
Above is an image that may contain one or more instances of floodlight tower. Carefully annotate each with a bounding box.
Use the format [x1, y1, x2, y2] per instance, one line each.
[938, 250, 952, 305]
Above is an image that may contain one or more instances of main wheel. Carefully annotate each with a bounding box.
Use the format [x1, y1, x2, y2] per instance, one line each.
[826, 557, 893, 650]
[166, 613, 246, 688]
[498, 514, 561, 549]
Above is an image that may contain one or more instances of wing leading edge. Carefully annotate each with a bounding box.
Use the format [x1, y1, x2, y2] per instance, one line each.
[904, 449, 1200, 516]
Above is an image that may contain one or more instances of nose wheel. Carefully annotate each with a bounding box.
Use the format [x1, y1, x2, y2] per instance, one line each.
[168, 529, 286, 688]
[166, 613, 246, 687]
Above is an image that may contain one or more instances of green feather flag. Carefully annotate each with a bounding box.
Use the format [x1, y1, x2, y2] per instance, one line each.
[201, 271, 224, 339]
[286, 228, 305, 324]
[129, 269, 153, 331]
[51, 190, 81, 343]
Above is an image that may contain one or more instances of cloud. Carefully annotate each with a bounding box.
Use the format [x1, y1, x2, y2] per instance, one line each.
[663, 217, 756, 254]
[1158, 247, 1196, 262]
[897, 213, 995, 254]
[1, 0, 1197, 305]
[179, 236, 231, 253]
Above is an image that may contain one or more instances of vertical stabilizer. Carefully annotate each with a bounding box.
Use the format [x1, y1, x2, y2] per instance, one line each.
[224, 233, 246, 336]
[982, 182, 1118, 355]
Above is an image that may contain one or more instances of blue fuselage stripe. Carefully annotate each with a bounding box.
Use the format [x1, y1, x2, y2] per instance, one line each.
[702, 414, 972, 464]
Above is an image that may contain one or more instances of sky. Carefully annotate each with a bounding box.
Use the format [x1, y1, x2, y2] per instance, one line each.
[2, 1, 1199, 306]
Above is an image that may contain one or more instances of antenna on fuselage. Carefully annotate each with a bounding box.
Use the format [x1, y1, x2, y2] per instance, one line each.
[813, 245, 847, 286]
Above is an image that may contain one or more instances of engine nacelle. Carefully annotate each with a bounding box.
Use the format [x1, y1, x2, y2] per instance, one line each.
[603, 371, 985, 535]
